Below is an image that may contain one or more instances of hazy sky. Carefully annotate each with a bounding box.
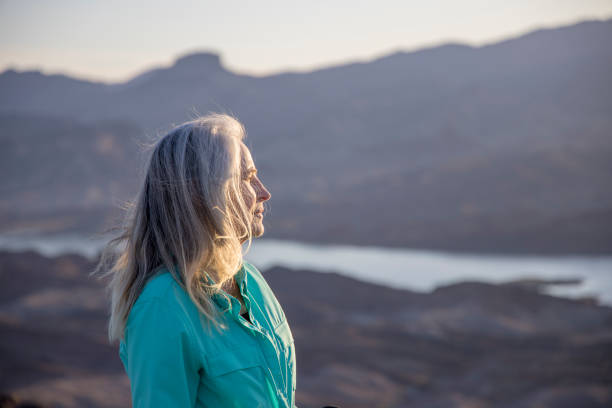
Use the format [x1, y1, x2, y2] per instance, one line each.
[1, 0, 611, 83]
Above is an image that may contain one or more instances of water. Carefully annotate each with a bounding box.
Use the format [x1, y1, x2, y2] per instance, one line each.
[0, 233, 111, 261]
[246, 240, 612, 305]
[1, 233, 611, 305]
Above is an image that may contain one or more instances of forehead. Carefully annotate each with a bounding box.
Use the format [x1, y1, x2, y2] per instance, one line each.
[240, 143, 255, 170]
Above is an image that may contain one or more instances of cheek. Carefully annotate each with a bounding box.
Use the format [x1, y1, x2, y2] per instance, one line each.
[240, 183, 256, 208]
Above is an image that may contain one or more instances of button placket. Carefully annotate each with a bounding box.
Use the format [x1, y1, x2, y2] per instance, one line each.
[248, 302, 289, 398]
[235, 265, 291, 407]
[227, 303, 285, 406]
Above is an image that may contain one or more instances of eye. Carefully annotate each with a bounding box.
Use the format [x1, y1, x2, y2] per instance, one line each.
[246, 170, 257, 182]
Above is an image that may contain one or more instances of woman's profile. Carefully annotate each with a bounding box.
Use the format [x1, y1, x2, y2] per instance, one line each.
[94, 113, 296, 407]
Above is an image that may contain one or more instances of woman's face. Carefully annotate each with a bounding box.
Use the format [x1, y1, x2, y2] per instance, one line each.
[240, 143, 271, 238]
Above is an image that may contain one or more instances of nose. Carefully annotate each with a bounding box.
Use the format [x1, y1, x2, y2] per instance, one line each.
[257, 179, 271, 203]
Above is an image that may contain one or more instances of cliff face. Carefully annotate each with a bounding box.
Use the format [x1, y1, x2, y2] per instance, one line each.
[1, 251, 611, 407]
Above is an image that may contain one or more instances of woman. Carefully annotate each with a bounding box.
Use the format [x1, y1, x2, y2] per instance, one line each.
[95, 113, 296, 407]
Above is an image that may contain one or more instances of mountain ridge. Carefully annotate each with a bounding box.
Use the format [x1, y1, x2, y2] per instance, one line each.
[2, 18, 610, 85]
[1, 17, 611, 254]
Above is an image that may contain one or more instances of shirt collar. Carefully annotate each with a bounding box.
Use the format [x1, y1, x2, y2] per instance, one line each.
[203, 264, 248, 313]
[234, 264, 248, 295]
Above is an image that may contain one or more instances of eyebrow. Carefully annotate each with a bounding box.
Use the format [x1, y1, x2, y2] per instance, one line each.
[244, 166, 257, 176]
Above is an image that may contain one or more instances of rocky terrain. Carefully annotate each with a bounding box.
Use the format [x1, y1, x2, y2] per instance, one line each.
[1, 250, 611, 407]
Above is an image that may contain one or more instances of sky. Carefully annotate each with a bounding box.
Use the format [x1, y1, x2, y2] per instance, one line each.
[1, 0, 611, 83]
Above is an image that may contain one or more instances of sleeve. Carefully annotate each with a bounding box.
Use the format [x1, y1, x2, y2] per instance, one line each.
[124, 298, 200, 408]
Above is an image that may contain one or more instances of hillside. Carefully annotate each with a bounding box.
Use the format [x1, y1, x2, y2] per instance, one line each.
[1, 19, 611, 253]
[0, 251, 611, 407]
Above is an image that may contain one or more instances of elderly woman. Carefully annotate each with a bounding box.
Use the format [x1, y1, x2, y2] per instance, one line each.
[96, 114, 296, 407]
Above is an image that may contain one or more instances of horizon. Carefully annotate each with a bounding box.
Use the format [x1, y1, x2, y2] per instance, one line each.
[1, 0, 611, 83]
[1, 17, 610, 85]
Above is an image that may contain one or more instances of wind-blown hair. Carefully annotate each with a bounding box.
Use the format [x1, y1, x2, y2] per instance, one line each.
[94, 113, 254, 342]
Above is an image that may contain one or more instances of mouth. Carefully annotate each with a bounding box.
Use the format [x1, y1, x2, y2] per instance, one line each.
[254, 208, 264, 218]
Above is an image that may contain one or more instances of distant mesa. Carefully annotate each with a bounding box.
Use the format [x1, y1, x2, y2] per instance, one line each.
[119, 51, 225, 87]
[173, 51, 224, 73]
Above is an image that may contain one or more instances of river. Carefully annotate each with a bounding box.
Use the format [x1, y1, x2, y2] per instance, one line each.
[1, 233, 611, 305]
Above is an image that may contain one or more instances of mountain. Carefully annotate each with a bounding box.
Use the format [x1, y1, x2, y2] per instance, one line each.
[1, 19, 611, 253]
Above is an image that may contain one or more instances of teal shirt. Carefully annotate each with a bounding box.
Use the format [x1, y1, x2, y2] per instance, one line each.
[119, 261, 297, 407]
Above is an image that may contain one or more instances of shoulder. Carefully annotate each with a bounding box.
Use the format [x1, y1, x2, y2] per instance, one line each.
[243, 260, 272, 295]
[243, 260, 265, 281]
[132, 268, 196, 313]
[135, 269, 181, 303]
[120, 271, 202, 387]
[126, 270, 195, 337]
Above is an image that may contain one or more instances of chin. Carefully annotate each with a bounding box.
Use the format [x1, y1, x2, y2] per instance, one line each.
[252, 223, 265, 238]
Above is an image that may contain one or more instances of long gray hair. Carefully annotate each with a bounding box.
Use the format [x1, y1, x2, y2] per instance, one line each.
[95, 113, 254, 342]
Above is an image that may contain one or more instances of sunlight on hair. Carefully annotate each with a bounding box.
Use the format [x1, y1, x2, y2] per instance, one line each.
[93, 113, 254, 341]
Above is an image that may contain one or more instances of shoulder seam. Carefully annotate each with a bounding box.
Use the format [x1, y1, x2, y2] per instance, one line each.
[136, 272, 180, 303]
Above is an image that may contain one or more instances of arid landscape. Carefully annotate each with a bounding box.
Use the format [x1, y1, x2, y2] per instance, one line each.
[1, 250, 610, 408]
[1, 13, 612, 408]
